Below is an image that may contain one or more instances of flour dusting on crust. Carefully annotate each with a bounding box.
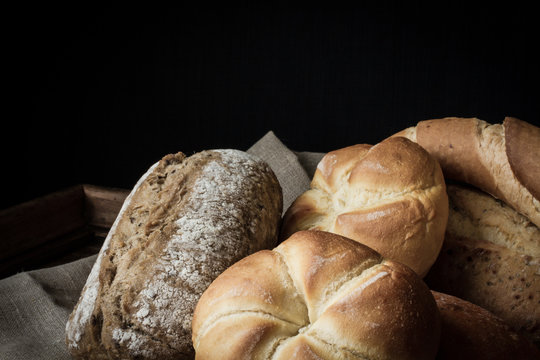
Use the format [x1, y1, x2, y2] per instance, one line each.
[67, 149, 281, 358]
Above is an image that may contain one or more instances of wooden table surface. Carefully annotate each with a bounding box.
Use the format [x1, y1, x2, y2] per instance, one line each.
[0, 184, 129, 279]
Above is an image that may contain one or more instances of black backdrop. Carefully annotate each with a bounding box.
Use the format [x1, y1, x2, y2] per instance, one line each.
[4, 3, 539, 210]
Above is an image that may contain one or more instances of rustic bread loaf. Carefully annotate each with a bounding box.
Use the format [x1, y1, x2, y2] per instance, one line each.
[280, 136, 448, 277]
[425, 184, 540, 347]
[433, 291, 540, 359]
[393, 116, 540, 228]
[65, 149, 282, 359]
[192, 230, 441, 360]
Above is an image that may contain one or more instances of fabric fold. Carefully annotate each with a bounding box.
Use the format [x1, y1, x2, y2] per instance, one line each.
[247, 130, 314, 213]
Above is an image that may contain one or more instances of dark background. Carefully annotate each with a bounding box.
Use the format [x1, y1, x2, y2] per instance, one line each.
[4, 3, 539, 210]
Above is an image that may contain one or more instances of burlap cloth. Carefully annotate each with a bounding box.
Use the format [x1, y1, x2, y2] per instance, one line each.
[0, 131, 325, 360]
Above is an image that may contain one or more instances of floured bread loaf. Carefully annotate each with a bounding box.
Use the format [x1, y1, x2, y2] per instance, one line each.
[192, 230, 441, 360]
[425, 184, 540, 347]
[65, 149, 282, 359]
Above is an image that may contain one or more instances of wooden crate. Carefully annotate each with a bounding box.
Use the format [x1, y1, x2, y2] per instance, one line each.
[0, 184, 129, 279]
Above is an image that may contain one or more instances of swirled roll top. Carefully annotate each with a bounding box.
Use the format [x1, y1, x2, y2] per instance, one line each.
[192, 230, 441, 360]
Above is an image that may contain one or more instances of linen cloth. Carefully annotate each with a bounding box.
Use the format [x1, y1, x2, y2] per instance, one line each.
[0, 131, 324, 360]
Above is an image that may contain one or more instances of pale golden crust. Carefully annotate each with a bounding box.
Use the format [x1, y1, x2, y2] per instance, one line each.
[281, 137, 448, 277]
[425, 184, 540, 347]
[192, 230, 441, 360]
[309, 259, 440, 360]
[347, 137, 436, 191]
[271, 335, 338, 360]
[433, 291, 540, 359]
[194, 313, 299, 360]
[313, 144, 372, 193]
[274, 231, 382, 322]
[334, 196, 432, 276]
[191, 249, 308, 339]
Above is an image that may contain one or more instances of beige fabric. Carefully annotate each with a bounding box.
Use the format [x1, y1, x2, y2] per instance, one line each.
[247, 131, 319, 213]
[0, 131, 324, 360]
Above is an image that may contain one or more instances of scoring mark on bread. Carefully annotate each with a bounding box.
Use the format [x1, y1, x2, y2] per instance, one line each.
[273, 250, 309, 315]
[312, 258, 384, 321]
[301, 331, 372, 360]
[318, 263, 387, 319]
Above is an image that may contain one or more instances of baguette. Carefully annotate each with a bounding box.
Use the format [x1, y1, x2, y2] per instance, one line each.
[65, 149, 282, 359]
[393, 116, 540, 228]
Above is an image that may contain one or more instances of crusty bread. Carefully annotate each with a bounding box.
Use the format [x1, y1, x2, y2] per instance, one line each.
[425, 184, 540, 347]
[280, 136, 448, 277]
[393, 116, 540, 227]
[433, 291, 540, 359]
[192, 230, 441, 360]
[65, 149, 282, 359]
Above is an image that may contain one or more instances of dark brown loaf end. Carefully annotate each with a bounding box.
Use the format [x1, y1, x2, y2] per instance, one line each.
[505, 116, 540, 200]
[65, 149, 283, 359]
[425, 184, 540, 347]
[433, 291, 540, 360]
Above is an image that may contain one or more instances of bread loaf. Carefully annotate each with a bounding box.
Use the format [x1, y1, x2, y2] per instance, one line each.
[192, 230, 441, 360]
[280, 136, 448, 277]
[393, 116, 540, 227]
[65, 149, 282, 359]
[425, 184, 540, 346]
[433, 291, 540, 359]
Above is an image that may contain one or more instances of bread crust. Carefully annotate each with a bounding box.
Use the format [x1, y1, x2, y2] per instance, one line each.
[192, 230, 441, 360]
[281, 137, 448, 277]
[505, 117, 540, 200]
[433, 291, 540, 359]
[394, 116, 540, 227]
[425, 184, 540, 347]
[65, 149, 282, 359]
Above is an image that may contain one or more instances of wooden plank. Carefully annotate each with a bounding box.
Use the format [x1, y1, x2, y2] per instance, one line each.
[0, 227, 94, 278]
[0, 184, 130, 279]
[82, 184, 129, 230]
[0, 185, 87, 263]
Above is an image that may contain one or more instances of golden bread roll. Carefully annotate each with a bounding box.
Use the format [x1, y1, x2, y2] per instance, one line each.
[280, 136, 448, 277]
[425, 184, 540, 347]
[192, 230, 441, 360]
[393, 116, 540, 227]
[433, 291, 540, 359]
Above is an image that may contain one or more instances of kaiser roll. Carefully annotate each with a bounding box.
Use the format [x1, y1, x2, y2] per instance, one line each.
[280, 137, 448, 277]
[192, 230, 441, 360]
